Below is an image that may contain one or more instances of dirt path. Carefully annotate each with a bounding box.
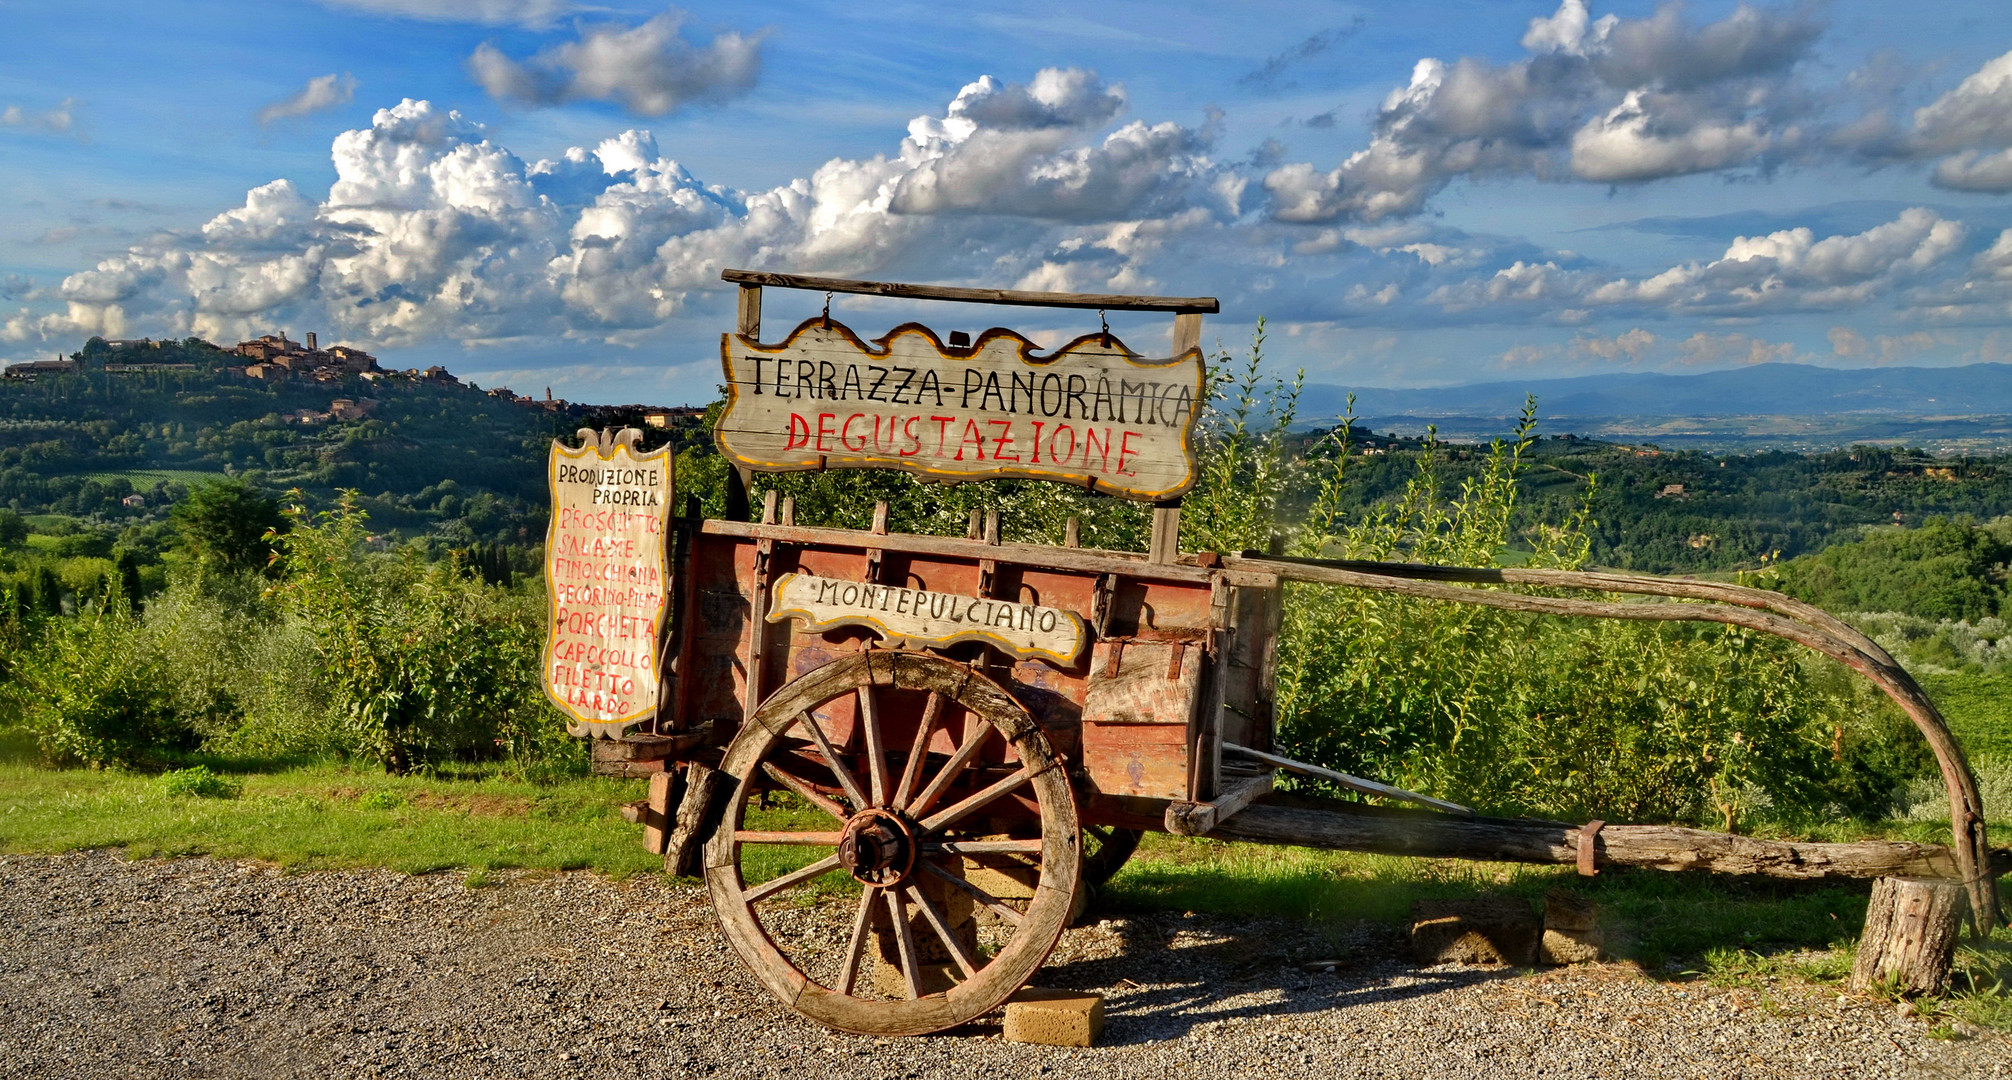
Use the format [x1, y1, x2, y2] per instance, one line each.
[0, 850, 2002, 1079]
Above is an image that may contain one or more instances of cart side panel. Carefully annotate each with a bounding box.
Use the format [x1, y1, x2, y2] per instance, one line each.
[1216, 580, 1282, 753]
[678, 533, 755, 739]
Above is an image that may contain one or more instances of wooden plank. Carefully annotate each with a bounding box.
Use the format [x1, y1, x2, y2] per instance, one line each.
[716, 317, 1204, 501]
[1082, 641, 1201, 725]
[1077, 721, 1187, 800]
[699, 519, 1220, 584]
[721, 269, 1219, 314]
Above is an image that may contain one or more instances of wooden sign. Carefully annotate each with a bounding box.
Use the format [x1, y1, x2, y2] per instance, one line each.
[543, 428, 674, 737]
[716, 318, 1204, 501]
[767, 572, 1087, 664]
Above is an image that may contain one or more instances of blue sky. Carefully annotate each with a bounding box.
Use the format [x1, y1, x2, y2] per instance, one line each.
[2, 0, 2010, 406]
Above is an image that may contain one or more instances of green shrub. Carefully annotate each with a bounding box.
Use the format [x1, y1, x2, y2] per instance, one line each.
[11, 600, 191, 767]
[268, 492, 560, 774]
[159, 764, 241, 799]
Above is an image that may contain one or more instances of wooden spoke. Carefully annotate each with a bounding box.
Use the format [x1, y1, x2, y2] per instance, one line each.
[743, 853, 842, 904]
[918, 766, 1034, 836]
[760, 762, 850, 822]
[706, 651, 1080, 1036]
[903, 883, 979, 978]
[733, 830, 845, 846]
[919, 859, 1025, 927]
[884, 887, 924, 1000]
[904, 723, 993, 820]
[857, 685, 890, 807]
[891, 691, 945, 810]
[924, 839, 1046, 855]
[793, 709, 869, 810]
[835, 885, 879, 997]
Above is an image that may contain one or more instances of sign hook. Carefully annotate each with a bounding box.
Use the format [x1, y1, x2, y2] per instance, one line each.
[822, 290, 833, 329]
[1098, 308, 1110, 346]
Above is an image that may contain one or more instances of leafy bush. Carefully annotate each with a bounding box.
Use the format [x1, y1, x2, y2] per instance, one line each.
[160, 764, 241, 799]
[268, 492, 557, 774]
[10, 599, 191, 767]
[1180, 328, 1922, 829]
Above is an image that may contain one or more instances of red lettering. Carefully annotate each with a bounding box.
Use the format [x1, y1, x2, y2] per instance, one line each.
[955, 419, 986, 461]
[900, 416, 922, 456]
[1117, 429, 1140, 476]
[1084, 427, 1112, 471]
[929, 416, 956, 457]
[815, 412, 836, 452]
[1048, 424, 1076, 465]
[840, 413, 869, 452]
[1029, 421, 1045, 464]
[987, 419, 1019, 461]
[784, 413, 811, 451]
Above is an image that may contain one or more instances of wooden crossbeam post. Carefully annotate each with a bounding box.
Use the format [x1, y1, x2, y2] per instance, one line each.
[1150, 311, 1204, 563]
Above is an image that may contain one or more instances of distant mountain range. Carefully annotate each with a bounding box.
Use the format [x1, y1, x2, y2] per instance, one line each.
[1303, 362, 2012, 422]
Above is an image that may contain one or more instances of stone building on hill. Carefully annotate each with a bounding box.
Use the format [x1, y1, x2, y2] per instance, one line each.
[231, 332, 379, 376]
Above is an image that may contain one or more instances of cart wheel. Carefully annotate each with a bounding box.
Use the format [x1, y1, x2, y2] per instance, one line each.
[1081, 825, 1142, 889]
[705, 651, 1080, 1036]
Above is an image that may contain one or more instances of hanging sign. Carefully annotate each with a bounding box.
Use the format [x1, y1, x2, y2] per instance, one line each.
[768, 572, 1087, 664]
[542, 428, 674, 737]
[715, 318, 1204, 502]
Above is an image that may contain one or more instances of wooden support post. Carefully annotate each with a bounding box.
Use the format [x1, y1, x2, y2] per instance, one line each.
[643, 769, 682, 855]
[665, 762, 722, 878]
[1851, 876, 1967, 995]
[724, 284, 763, 522]
[1150, 311, 1202, 564]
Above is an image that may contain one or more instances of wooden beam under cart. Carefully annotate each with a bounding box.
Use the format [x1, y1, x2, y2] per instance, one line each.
[1212, 796, 2012, 881]
[722, 269, 1219, 314]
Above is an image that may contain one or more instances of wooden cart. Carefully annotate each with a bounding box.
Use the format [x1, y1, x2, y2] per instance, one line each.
[578, 272, 1997, 1037]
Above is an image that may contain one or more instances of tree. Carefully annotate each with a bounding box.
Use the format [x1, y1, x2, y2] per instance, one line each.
[170, 478, 286, 575]
[0, 509, 28, 548]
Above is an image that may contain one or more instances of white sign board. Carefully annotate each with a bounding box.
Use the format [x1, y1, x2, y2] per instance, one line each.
[767, 572, 1087, 665]
[543, 430, 674, 737]
[716, 318, 1203, 502]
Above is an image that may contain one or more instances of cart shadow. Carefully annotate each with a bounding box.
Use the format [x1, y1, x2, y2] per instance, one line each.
[999, 913, 1526, 1044]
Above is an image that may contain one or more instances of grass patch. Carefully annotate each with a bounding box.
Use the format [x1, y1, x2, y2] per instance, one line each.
[0, 759, 664, 878]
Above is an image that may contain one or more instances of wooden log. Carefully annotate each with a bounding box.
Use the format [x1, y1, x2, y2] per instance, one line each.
[720, 269, 1219, 314]
[1851, 876, 1967, 995]
[1210, 799, 2001, 881]
[666, 762, 724, 878]
[1163, 770, 1274, 836]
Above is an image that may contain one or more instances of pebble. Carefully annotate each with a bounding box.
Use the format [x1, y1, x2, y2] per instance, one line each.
[0, 850, 2004, 1079]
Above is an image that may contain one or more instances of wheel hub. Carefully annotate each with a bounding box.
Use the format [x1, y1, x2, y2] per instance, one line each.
[837, 808, 917, 886]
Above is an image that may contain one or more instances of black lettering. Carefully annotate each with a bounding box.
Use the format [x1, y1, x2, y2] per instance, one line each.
[980, 371, 1006, 413]
[840, 364, 863, 401]
[795, 360, 815, 399]
[752, 357, 766, 395]
[918, 369, 945, 407]
[866, 364, 890, 402]
[1066, 374, 1088, 419]
[892, 367, 916, 404]
[961, 368, 983, 409]
[818, 361, 838, 400]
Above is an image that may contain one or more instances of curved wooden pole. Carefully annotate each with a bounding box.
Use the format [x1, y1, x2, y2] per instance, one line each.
[1229, 553, 1998, 932]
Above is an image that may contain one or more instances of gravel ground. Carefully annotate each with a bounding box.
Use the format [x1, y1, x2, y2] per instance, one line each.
[0, 850, 2004, 1079]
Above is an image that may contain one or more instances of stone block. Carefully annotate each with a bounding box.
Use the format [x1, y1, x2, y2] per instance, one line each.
[1002, 987, 1105, 1047]
[1541, 888, 1602, 964]
[1410, 897, 1539, 966]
